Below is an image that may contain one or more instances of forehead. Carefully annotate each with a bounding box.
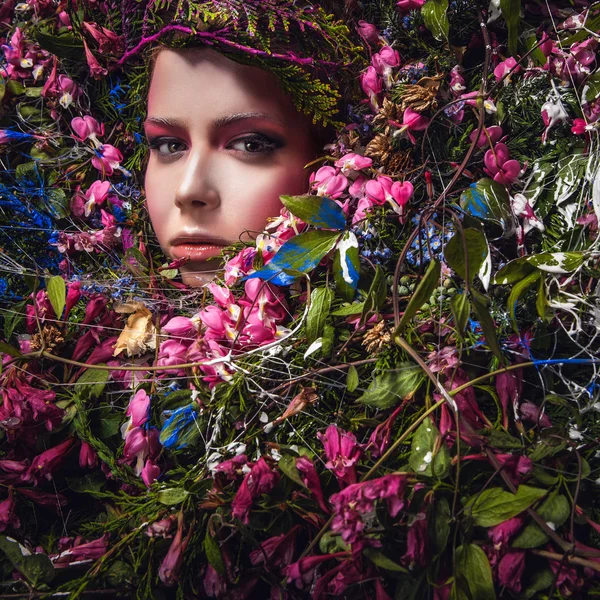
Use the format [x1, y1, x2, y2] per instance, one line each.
[146, 48, 294, 123]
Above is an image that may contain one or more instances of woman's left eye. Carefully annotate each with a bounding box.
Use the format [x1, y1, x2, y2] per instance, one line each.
[228, 134, 282, 154]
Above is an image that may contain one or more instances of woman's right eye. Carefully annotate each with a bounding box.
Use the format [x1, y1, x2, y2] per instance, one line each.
[147, 138, 186, 157]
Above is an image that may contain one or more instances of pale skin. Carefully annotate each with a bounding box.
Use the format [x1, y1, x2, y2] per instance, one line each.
[143, 47, 321, 287]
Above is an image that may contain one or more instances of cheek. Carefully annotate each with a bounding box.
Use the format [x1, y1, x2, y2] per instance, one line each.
[144, 165, 172, 242]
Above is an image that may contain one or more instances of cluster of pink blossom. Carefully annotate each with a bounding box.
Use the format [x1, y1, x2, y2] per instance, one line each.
[51, 209, 123, 254]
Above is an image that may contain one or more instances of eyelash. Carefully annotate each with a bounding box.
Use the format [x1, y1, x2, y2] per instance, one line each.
[147, 134, 282, 159]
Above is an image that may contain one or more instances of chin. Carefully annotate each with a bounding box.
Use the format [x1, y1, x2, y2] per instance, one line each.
[179, 264, 220, 287]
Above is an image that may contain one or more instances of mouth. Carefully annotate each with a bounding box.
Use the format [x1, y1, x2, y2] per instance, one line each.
[169, 234, 230, 264]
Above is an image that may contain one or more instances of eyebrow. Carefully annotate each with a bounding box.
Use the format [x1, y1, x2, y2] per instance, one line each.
[143, 112, 285, 129]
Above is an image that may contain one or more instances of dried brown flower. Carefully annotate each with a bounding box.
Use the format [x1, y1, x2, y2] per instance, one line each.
[362, 321, 392, 355]
[30, 325, 65, 352]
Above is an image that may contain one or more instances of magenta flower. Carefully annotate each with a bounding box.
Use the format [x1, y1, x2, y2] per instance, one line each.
[71, 116, 104, 143]
[232, 457, 280, 524]
[64, 281, 81, 318]
[51, 534, 110, 568]
[493, 57, 520, 83]
[82, 21, 124, 55]
[449, 65, 466, 95]
[469, 125, 503, 148]
[25, 438, 76, 484]
[393, 107, 430, 144]
[519, 401, 552, 428]
[372, 46, 401, 88]
[309, 166, 348, 198]
[162, 316, 197, 338]
[572, 117, 589, 135]
[123, 426, 160, 475]
[396, 0, 425, 10]
[284, 552, 346, 590]
[121, 388, 150, 438]
[146, 514, 177, 538]
[361, 66, 382, 110]
[141, 458, 161, 487]
[402, 514, 428, 569]
[0, 489, 20, 532]
[79, 441, 98, 469]
[213, 454, 249, 479]
[158, 513, 191, 586]
[82, 294, 107, 325]
[157, 339, 189, 372]
[365, 176, 414, 222]
[318, 424, 363, 485]
[367, 405, 403, 458]
[488, 516, 524, 548]
[541, 98, 569, 144]
[334, 153, 373, 175]
[483, 143, 521, 185]
[296, 456, 330, 513]
[357, 20, 380, 45]
[249, 525, 299, 567]
[82, 38, 108, 79]
[91, 144, 124, 176]
[82, 180, 111, 217]
[497, 550, 526, 593]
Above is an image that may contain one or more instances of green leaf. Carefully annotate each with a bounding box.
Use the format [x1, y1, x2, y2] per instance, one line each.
[357, 364, 425, 409]
[465, 484, 547, 527]
[450, 293, 470, 336]
[500, 0, 520, 56]
[471, 288, 504, 362]
[512, 493, 570, 548]
[278, 454, 305, 488]
[331, 302, 364, 316]
[360, 265, 387, 325]
[536, 277, 547, 321]
[0, 342, 22, 358]
[76, 368, 109, 401]
[346, 365, 359, 393]
[157, 488, 190, 505]
[67, 473, 105, 495]
[409, 420, 450, 479]
[507, 270, 541, 332]
[445, 229, 488, 283]
[520, 568, 554, 599]
[422, 0, 449, 41]
[431, 497, 451, 555]
[333, 232, 360, 301]
[306, 288, 333, 344]
[460, 178, 512, 231]
[247, 230, 340, 286]
[395, 258, 441, 335]
[454, 544, 496, 600]
[46, 275, 66, 320]
[526, 251, 586, 273]
[280, 195, 346, 230]
[364, 548, 408, 572]
[46, 188, 69, 218]
[33, 27, 84, 60]
[204, 531, 226, 575]
[0, 536, 54, 585]
[494, 259, 537, 285]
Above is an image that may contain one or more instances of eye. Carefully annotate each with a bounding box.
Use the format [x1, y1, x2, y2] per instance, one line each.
[227, 134, 282, 155]
[147, 138, 186, 157]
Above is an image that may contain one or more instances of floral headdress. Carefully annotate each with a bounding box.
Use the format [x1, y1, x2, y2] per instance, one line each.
[2, 0, 600, 598]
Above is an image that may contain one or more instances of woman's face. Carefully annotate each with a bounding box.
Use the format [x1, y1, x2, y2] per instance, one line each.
[144, 47, 319, 287]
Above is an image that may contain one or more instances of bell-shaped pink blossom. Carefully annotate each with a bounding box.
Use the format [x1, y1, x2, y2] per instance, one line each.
[123, 426, 160, 475]
[57, 75, 81, 109]
[484, 142, 521, 185]
[493, 57, 520, 83]
[318, 424, 363, 485]
[334, 153, 373, 175]
[157, 340, 189, 370]
[82, 21, 124, 55]
[232, 457, 280, 524]
[64, 281, 81, 318]
[71, 116, 104, 143]
[213, 454, 249, 479]
[296, 456, 329, 513]
[250, 525, 299, 567]
[122, 388, 150, 435]
[25, 438, 76, 484]
[497, 550, 526, 593]
[372, 46, 400, 88]
[469, 125, 503, 148]
[402, 514, 428, 569]
[79, 441, 98, 469]
[162, 316, 197, 338]
[488, 516, 524, 548]
[141, 458, 160, 487]
[357, 20, 379, 45]
[82, 38, 108, 79]
[396, 0, 425, 10]
[361, 66, 382, 110]
[393, 107, 430, 144]
[91, 144, 124, 176]
[83, 180, 111, 217]
[0, 489, 20, 532]
[309, 166, 348, 198]
[51, 534, 109, 568]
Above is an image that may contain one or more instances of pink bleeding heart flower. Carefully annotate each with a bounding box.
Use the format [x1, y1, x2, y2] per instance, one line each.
[571, 118, 589, 135]
[356, 20, 380, 45]
[82, 21, 124, 55]
[360, 66, 382, 110]
[79, 442, 98, 469]
[393, 107, 430, 144]
[71, 116, 104, 143]
[469, 125, 503, 148]
[484, 143, 521, 185]
[493, 57, 520, 83]
[91, 144, 124, 176]
[162, 316, 197, 338]
[334, 153, 373, 175]
[372, 46, 400, 88]
[396, 0, 425, 11]
[83, 180, 111, 217]
[309, 166, 348, 198]
[231, 457, 280, 524]
[541, 98, 568, 144]
[0, 489, 20, 532]
[121, 388, 151, 438]
[141, 458, 161, 487]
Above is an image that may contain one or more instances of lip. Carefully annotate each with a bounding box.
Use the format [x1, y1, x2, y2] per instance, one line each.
[169, 233, 230, 263]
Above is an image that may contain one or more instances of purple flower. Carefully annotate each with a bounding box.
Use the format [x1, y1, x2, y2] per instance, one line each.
[497, 550, 526, 593]
[232, 457, 280, 524]
[0, 489, 20, 532]
[318, 424, 363, 485]
[249, 525, 299, 568]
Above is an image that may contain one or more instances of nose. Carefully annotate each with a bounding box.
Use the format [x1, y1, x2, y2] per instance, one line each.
[174, 145, 220, 210]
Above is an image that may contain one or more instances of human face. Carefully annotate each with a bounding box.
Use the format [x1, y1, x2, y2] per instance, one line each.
[144, 47, 319, 287]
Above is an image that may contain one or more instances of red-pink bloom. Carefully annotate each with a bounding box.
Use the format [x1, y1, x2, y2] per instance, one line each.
[469, 125, 503, 148]
[91, 144, 124, 176]
[484, 143, 521, 185]
[51, 534, 110, 568]
[367, 405, 403, 458]
[334, 152, 373, 175]
[158, 513, 192, 586]
[162, 316, 197, 339]
[313, 558, 366, 598]
[449, 65, 466, 95]
[296, 456, 330, 513]
[224, 246, 257, 284]
[64, 281, 81, 318]
[494, 453, 533, 486]
[16, 488, 67, 510]
[79, 441, 98, 469]
[82, 38, 108, 79]
[393, 107, 430, 144]
[541, 98, 569, 144]
[488, 516, 524, 548]
[572, 117, 588, 135]
[25, 438, 76, 485]
[122, 388, 151, 434]
[82, 294, 107, 325]
[141, 458, 161, 487]
[497, 550, 526, 593]
[232, 457, 280, 524]
[357, 20, 379, 45]
[372, 46, 400, 88]
[396, 0, 425, 10]
[71, 116, 104, 143]
[493, 57, 520, 83]
[123, 426, 160, 475]
[250, 525, 299, 567]
[82, 180, 111, 217]
[361, 66, 382, 109]
[495, 368, 523, 428]
[213, 454, 249, 479]
[284, 552, 346, 589]
[428, 346, 459, 374]
[0, 489, 20, 532]
[146, 514, 177, 538]
[82, 21, 124, 55]
[402, 513, 428, 569]
[318, 424, 363, 485]
[309, 166, 348, 198]
[157, 339, 189, 372]
[519, 401, 552, 428]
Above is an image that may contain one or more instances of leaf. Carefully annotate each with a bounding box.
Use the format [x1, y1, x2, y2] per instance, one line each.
[409, 420, 450, 479]
[76, 368, 109, 401]
[204, 530, 226, 575]
[280, 195, 346, 230]
[520, 568, 554, 599]
[364, 548, 408, 572]
[246, 230, 340, 286]
[512, 493, 570, 548]
[160, 404, 201, 450]
[0, 536, 54, 586]
[357, 364, 425, 409]
[450, 293, 470, 336]
[454, 544, 496, 600]
[360, 265, 387, 325]
[500, 0, 520, 56]
[431, 497, 451, 555]
[507, 270, 541, 332]
[46, 275, 66, 320]
[493, 259, 537, 285]
[278, 454, 305, 488]
[46, 188, 69, 219]
[471, 288, 504, 362]
[346, 365, 359, 393]
[536, 277, 547, 321]
[460, 178, 513, 231]
[333, 231, 360, 300]
[525, 251, 586, 273]
[158, 487, 190, 505]
[422, 0, 449, 41]
[444, 229, 488, 283]
[306, 288, 333, 344]
[331, 302, 364, 316]
[0, 341, 22, 358]
[395, 258, 441, 335]
[465, 484, 547, 527]
[33, 27, 84, 60]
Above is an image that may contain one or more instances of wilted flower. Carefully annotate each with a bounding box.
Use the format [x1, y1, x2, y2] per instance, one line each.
[318, 424, 363, 485]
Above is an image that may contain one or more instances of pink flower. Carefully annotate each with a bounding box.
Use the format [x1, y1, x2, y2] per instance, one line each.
[82, 180, 111, 217]
[249, 525, 299, 567]
[296, 457, 329, 513]
[51, 534, 109, 568]
[571, 38, 597, 67]
[162, 316, 197, 338]
[496, 368, 523, 428]
[393, 107, 429, 144]
[25, 438, 76, 484]
[361, 66, 382, 110]
[334, 153, 373, 175]
[157, 339, 189, 372]
[123, 427, 160, 475]
[402, 514, 428, 568]
[309, 166, 348, 198]
[91, 144, 124, 176]
[0, 489, 20, 532]
[489, 516, 524, 548]
[146, 515, 177, 538]
[71, 116, 104, 143]
[213, 454, 249, 479]
[79, 441, 98, 469]
[357, 20, 379, 45]
[82, 21, 124, 55]
[318, 424, 363, 485]
[82, 38, 108, 79]
[469, 125, 503, 148]
[64, 281, 81, 318]
[541, 98, 569, 144]
[572, 117, 588, 135]
[365, 176, 414, 222]
[497, 550, 526, 593]
[224, 247, 257, 285]
[141, 458, 160, 487]
[121, 388, 151, 437]
[367, 405, 403, 458]
[158, 513, 191, 586]
[284, 553, 346, 589]
[82, 294, 107, 325]
[484, 143, 521, 185]
[428, 346, 459, 374]
[449, 65, 466, 95]
[519, 401, 552, 428]
[232, 457, 280, 524]
[372, 46, 400, 88]
[396, 0, 425, 10]
[493, 57, 520, 83]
